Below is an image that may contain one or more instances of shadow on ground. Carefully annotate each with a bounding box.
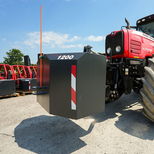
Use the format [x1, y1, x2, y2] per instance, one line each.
[14, 115, 94, 154]
[14, 93, 154, 154]
[91, 92, 154, 140]
[114, 108, 154, 140]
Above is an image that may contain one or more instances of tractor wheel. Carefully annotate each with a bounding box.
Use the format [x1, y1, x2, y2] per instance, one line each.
[140, 58, 154, 122]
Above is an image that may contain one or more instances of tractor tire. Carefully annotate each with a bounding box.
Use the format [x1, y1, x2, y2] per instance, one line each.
[140, 58, 154, 122]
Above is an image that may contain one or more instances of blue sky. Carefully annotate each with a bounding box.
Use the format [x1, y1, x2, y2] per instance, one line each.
[0, 0, 153, 63]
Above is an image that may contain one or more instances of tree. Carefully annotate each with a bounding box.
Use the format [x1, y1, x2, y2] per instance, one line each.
[3, 49, 24, 65]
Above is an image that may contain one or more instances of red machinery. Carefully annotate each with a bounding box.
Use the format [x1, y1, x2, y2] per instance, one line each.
[0, 64, 16, 80]
[12, 65, 27, 79]
[25, 66, 32, 78]
[37, 14, 154, 122]
[0, 54, 38, 97]
[105, 16, 154, 100]
[105, 15, 154, 122]
[29, 66, 37, 78]
[0, 64, 16, 96]
[12, 65, 37, 92]
[13, 65, 37, 79]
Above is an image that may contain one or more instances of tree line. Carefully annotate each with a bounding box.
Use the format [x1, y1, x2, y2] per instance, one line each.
[0, 49, 36, 65]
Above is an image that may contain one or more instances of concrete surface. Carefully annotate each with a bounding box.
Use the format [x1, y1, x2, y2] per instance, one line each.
[0, 93, 154, 154]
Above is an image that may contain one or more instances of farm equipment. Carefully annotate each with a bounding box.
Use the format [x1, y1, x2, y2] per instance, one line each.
[37, 14, 154, 121]
[0, 54, 37, 97]
[13, 65, 37, 92]
[29, 66, 37, 78]
[0, 64, 16, 97]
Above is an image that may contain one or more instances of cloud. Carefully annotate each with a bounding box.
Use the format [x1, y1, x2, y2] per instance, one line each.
[23, 31, 105, 50]
[23, 31, 82, 49]
[61, 44, 83, 49]
[86, 35, 105, 42]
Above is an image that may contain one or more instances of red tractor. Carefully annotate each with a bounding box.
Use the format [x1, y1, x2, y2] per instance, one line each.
[105, 14, 154, 121]
[37, 14, 154, 122]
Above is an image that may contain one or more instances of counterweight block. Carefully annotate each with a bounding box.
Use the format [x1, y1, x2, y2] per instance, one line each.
[37, 52, 106, 119]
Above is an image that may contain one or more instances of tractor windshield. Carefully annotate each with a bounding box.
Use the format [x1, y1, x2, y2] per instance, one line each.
[138, 22, 154, 38]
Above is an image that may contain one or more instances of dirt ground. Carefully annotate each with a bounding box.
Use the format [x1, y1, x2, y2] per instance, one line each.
[0, 93, 154, 154]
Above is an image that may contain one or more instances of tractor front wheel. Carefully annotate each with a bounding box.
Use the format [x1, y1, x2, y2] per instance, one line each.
[140, 58, 154, 122]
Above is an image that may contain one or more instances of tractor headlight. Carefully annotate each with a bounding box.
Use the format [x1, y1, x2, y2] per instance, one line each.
[115, 45, 121, 52]
[107, 47, 112, 54]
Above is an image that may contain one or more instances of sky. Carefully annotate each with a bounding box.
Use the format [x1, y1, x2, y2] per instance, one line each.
[0, 0, 153, 63]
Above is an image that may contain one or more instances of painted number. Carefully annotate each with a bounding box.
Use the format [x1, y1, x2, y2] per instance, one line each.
[57, 55, 74, 60]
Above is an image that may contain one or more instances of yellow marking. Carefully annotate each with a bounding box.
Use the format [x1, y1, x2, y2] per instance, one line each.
[134, 56, 139, 58]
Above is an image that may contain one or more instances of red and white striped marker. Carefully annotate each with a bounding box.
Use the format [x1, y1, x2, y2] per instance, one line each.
[71, 65, 77, 110]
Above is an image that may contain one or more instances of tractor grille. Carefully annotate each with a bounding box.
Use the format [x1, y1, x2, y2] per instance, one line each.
[106, 31, 124, 56]
[130, 39, 141, 54]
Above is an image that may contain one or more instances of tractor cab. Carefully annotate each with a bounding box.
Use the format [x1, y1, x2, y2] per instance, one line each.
[137, 14, 154, 38]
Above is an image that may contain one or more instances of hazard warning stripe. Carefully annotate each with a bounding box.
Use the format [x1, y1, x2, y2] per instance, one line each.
[71, 88, 76, 104]
[71, 65, 77, 110]
[71, 74, 76, 90]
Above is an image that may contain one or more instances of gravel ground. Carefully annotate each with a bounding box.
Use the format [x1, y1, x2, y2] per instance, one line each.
[0, 93, 154, 154]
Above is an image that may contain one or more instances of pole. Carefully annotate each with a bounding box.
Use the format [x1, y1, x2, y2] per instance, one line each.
[40, 6, 43, 87]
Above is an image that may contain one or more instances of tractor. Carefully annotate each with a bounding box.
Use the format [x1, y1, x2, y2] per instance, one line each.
[105, 14, 154, 121]
[37, 14, 154, 122]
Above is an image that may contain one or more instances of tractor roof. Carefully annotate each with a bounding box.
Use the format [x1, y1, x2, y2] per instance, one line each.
[137, 14, 154, 25]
